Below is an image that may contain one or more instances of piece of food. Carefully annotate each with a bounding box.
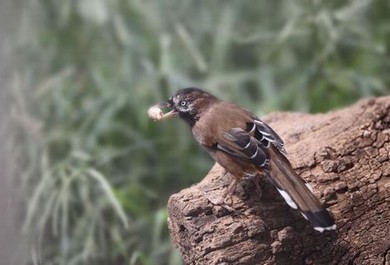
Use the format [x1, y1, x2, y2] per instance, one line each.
[148, 105, 164, 121]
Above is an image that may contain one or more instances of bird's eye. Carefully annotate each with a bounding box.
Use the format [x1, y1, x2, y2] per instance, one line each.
[179, 100, 188, 107]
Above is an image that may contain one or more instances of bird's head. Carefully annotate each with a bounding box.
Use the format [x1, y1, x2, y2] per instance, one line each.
[150, 88, 218, 126]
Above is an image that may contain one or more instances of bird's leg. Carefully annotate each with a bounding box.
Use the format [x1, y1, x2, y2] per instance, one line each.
[203, 170, 238, 207]
[207, 179, 237, 206]
[205, 178, 237, 206]
[222, 179, 238, 199]
[243, 173, 263, 199]
[252, 177, 262, 199]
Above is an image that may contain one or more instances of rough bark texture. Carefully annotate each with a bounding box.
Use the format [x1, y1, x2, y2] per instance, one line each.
[167, 96, 390, 265]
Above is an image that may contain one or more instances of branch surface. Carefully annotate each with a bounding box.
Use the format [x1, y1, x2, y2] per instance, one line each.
[167, 96, 390, 265]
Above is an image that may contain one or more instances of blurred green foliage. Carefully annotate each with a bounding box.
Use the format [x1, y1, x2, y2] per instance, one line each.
[10, 0, 389, 264]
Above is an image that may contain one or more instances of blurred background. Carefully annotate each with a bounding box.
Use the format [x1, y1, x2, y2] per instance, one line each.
[1, 0, 389, 264]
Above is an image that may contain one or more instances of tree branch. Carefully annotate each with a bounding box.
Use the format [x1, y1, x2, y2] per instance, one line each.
[167, 96, 390, 265]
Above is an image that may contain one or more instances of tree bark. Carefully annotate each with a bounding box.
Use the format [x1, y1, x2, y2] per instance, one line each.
[167, 96, 390, 265]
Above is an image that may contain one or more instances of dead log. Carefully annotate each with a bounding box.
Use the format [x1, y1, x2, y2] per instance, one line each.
[167, 96, 390, 265]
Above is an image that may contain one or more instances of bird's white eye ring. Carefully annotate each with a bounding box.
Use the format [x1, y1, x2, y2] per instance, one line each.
[180, 100, 188, 107]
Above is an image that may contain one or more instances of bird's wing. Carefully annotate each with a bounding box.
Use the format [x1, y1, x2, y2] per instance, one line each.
[217, 121, 336, 232]
[215, 116, 286, 168]
[248, 118, 286, 154]
[217, 127, 270, 168]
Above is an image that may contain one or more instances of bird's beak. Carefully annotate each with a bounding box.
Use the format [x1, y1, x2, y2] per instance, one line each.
[148, 102, 178, 121]
[159, 102, 179, 119]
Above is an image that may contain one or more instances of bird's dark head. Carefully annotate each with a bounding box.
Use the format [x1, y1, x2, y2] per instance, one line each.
[152, 87, 218, 126]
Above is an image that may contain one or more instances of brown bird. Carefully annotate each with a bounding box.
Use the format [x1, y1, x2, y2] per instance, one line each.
[151, 87, 336, 232]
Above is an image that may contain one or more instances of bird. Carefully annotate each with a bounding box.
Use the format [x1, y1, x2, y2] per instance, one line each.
[150, 87, 336, 232]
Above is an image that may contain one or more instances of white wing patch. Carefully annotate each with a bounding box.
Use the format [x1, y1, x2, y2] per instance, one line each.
[277, 188, 298, 209]
[314, 224, 336, 232]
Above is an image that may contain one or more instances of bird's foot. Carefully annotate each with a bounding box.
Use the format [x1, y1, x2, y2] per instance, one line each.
[243, 173, 263, 199]
[201, 192, 235, 211]
[201, 179, 237, 211]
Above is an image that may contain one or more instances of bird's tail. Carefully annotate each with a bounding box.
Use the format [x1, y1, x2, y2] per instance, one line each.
[266, 147, 336, 232]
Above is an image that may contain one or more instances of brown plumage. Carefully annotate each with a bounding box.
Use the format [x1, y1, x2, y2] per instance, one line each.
[155, 87, 336, 232]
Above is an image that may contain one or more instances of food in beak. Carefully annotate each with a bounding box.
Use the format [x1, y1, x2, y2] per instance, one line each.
[148, 103, 177, 121]
[148, 105, 164, 121]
